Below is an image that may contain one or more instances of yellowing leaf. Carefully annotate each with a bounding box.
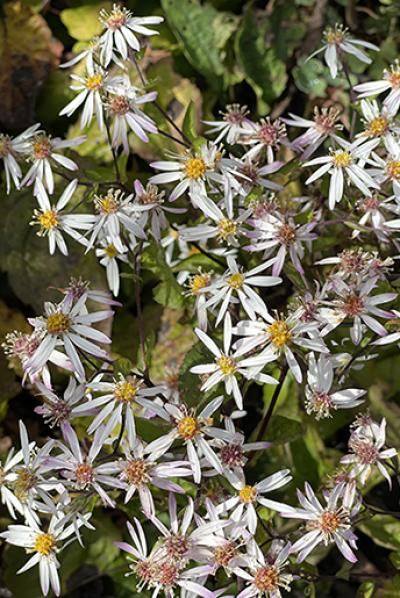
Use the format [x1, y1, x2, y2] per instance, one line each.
[61, 2, 111, 42]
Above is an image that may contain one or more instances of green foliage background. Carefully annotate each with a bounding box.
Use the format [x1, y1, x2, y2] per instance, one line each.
[0, 0, 400, 596]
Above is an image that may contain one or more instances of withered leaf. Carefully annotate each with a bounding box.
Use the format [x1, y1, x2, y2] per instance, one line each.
[0, 1, 63, 132]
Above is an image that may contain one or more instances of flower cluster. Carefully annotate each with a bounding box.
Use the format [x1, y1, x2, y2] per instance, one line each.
[1, 4, 399, 598]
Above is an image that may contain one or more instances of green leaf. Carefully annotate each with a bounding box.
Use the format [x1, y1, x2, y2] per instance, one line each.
[182, 100, 198, 142]
[161, 0, 225, 91]
[235, 7, 287, 110]
[293, 59, 328, 97]
[358, 515, 400, 551]
[60, 2, 110, 41]
[266, 415, 304, 444]
[0, 187, 107, 312]
[178, 340, 214, 405]
[142, 241, 184, 309]
[356, 582, 375, 598]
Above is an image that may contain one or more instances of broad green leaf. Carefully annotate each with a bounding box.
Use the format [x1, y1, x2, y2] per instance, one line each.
[358, 515, 400, 551]
[0, 186, 106, 312]
[266, 415, 304, 444]
[293, 59, 328, 97]
[235, 7, 287, 110]
[161, 0, 226, 91]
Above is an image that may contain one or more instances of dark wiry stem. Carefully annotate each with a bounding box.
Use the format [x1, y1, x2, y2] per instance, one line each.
[248, 364, 288, 462]
[105, 118, 122, 184]
[130, 52, 192, 148]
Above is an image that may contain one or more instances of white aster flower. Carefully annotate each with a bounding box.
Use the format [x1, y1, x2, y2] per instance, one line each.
[146, 493, 225, 565]
[115, 439, 192, 513]
[282, 106, 342, 160]
[341, 417, 397, 486]
[215, 470, 292, 535]
[356, 99, 400, 148]
[203, 104, 251, 144]
[31, 179, 94, 255]
[139, 396, 226, 482]
[234, 310, 328, 383]
[116, 516, 218, 598]
[34, 376, 86, 430]
[235, 539, 293, 598]
[0, 123, 41, 193]
[181, 193, 251, 247]
[367, 137, 400, 198]
[74, 373, 159, 447]
[96, 236, 129, 296]
[133, 179, 186, 242]
[150, 142, 227, 203]
[105, 76, 158, 152]
[246, 213, 317, 276]
[280, 482, 360, 563]
[25, 294, 112, 382]
[98, 4, 163, 66]
[60, 65, 107, 130]
[183, 268, 214, 331]
[2, 328, 73, 387]
[354, 60, 400, 115]
[21, 130, 84, 195]
[304, 138, 379, 209]
[46, 423, 125, 507]
[307, 24, 378, 79]
[0, 513, 91, 596]
[201, 255, 281, 323]
[320, 278, 396, 344]
[240, 117, 287, 163]
[192, 314, 279, 409]
[305, 353, 365, 419]
[87, 188, 146, 252]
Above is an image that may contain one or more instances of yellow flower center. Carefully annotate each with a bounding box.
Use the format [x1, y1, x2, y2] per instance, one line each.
[367, 116, 389, 137]
[114, 381, 138, 402]
[254, 565, 280, 592]
[32, 138, 52, 160]
[239, 485, 257, 503]
[386, 159, 400, 180]
[189, 273, 210, 295]
[325, 26, 345, 45]
[332, 150, 352, 168]
[217, 355, 236, 375]
[46, 313, 71, 334]
[267, 320, 291, 348]
[227, 272, 244, 289]
[103, 7, 129, 30]
[38, 210, 59, 230]
[184, 157, 207, 180]
[85, 73, 104, 90]
[34, 533, 56, 556]
[96, 192, 119, 213]
[217, 218, 237, 240]
[13, 467, 37, 502]
[105, 243, 118, 258]
[177, 416, 199, 440]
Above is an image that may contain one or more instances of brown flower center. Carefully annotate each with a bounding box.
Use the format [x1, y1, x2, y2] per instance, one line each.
[254, 565, 280, 592]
